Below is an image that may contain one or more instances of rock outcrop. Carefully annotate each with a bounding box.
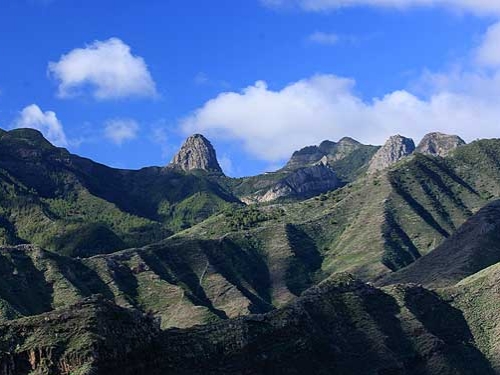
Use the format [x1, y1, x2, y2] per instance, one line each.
[169, 134, 223, 173]
[323, 137, 363, 162]
[284, 145, 326, 171]
[416, 132, 466, 157]
[245, 165, 341, 203]
[284, 137, 366, 171]
[367, 135, 415, 174]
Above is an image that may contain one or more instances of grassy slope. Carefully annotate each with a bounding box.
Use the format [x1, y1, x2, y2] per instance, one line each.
[0, 129, 240, 257]
[179, 139, 500, 283]
[0, 274, 494, 375]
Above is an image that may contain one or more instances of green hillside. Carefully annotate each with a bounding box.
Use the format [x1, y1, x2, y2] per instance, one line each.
[0, 129, 241, 257]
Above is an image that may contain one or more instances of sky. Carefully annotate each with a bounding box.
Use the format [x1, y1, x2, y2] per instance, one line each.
[1, 0, 500, 176]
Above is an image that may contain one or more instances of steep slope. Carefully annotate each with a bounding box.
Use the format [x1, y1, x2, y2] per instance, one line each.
[168, 134, 223, 173]
[0, 275, 494, 375]
[378, 200, 500, 288]
[0, 228, 321, 329]
[181, 138, 500, 282]
[241, 165, 342, 203]
[231, 137, 378, 202]
[368, 135, 415, 174]
[449, 262, 500, 372]
[0, 129, 240, 256]
[416, 132, 466, 157]
[283, 137, 379, 179]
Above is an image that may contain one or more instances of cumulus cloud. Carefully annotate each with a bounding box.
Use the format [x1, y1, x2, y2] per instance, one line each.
[13, 104, 68, 146]
[308, 31, 340, 45]
[104, 119, 139, 145]
[182, 75, 500, 161]
[262, 0, 500, 15]
[182, 20, 500, 162]
[48, 38, 157, 100]
[476, 22, 500, 67]
[218, 154, 235, 175]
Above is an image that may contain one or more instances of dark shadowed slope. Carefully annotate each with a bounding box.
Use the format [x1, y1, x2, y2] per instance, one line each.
[0, 275, 494, 375]
[378, 200, 500, 288]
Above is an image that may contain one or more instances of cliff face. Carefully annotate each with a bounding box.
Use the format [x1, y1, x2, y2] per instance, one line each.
[244, 165, 341, 203]
[284, 137, 371, 172]
[0, 296, 162, 375]
[284, 145, 326, 171]
[368, 135, 415, 174]
[169, 134, 223, 173]
[416, 132, 466, 157]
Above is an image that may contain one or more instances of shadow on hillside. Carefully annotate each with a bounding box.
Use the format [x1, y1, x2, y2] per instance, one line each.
[404, 287, 495, 374]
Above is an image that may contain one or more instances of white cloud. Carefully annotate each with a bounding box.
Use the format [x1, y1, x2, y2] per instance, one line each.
[13, 104, 68, 146]
[104, 119, 139, 145]
[262, 0, 500, 15]
[181, 71, 500, 162]
[181, 19, 500, 163]
[218, 154, 234, 175]
[307, 31, 340, 45]
[48, 38, 157, 100]
[476, 22, 500, 67]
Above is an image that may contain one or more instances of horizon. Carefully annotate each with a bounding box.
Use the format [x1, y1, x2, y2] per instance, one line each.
[1, 0, 500, 176]
[3, 125, 472, 176]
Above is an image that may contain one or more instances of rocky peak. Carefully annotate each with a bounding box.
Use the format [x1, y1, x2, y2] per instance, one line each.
[284, 146, 326, 171]
[416, 132, 466, 157]
[338, 137, 361, 146]
[169, 134, 223, 173]
[248, 165, 341, 203]
[327, 137, 363, 163]
[368, 135, 415, 174]
[318, 140, 337, 154]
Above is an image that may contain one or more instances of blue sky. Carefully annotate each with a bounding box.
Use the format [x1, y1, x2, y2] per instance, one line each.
[1, 0, 500, 176]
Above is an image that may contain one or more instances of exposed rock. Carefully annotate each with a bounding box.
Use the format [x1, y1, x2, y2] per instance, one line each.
[169, 134, 223, 173]
[283, 137, 366, 171]
[283, 145, 326, 171]
[367, 135, 415, 174]
[416, 132, 466, 157]
[247, 165, 341, 203]
[325, 137, 363, 163]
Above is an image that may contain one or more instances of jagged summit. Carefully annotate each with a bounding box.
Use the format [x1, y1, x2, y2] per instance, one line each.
[367, 135, 415, 174]
[284, 137, 367, 171]
[416, 132, 466, 157]
[169, 134, 223, 173]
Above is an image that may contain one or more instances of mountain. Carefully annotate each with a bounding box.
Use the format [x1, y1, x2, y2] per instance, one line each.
[283, 136, 379, 181]
[231, 137, 379, 203]
[181, 138, 500, 282]
[0, 128, 500, 373]
[450, 262, 500, 371]
[416, 132, 466, 157]
[367, 135, 415, 174]
[168, 134, 223, 173]
[0, 129, 240, 257]
[0, 274, 495, 375]
[240, 164, 342, 203]
[378, 199, 500, 288]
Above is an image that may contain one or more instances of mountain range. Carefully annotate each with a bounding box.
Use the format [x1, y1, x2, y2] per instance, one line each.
[0, 127, 499, 374]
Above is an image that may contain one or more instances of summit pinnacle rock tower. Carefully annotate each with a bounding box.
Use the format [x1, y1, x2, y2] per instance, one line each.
[169, 134, 223, 173]
[416, 132, 466, 157]
[367, 135, 415, 174]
